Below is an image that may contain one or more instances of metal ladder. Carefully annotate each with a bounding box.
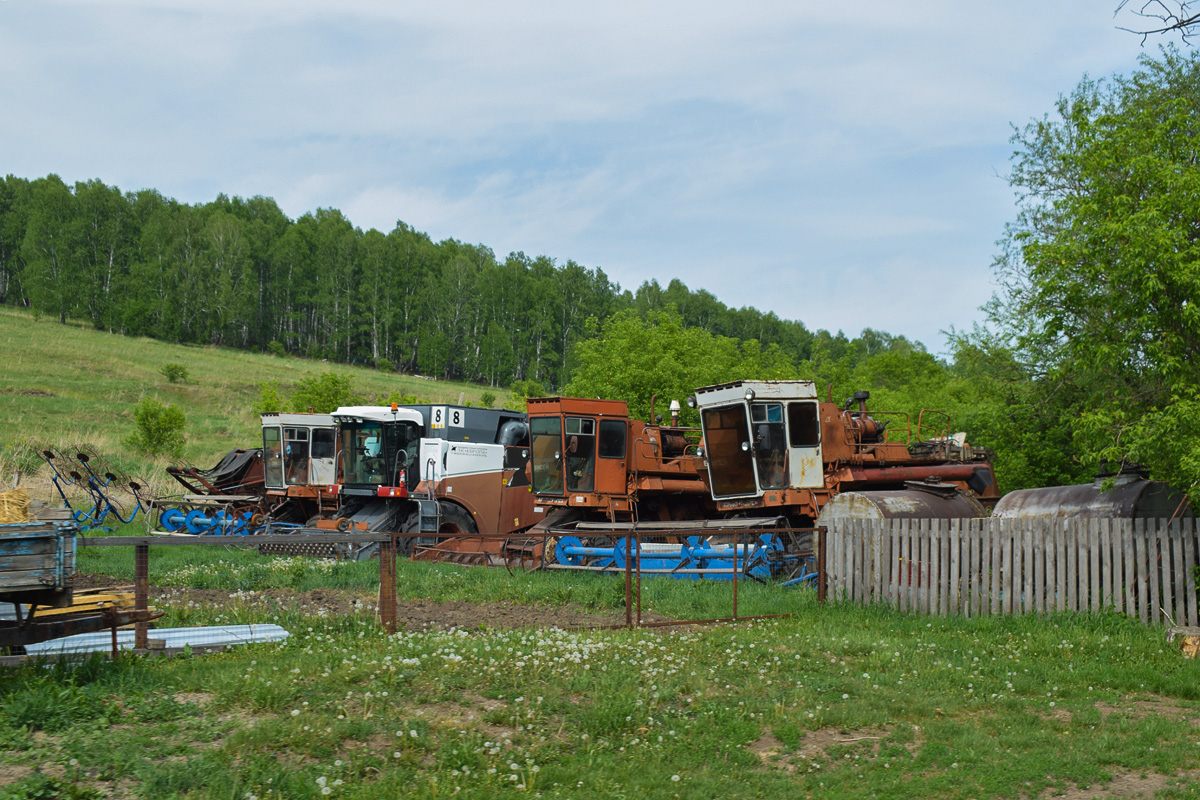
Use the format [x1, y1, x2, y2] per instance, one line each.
[417, 456, 441, 534]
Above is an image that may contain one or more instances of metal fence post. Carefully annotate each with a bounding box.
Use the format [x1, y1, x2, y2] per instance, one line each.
[378, 535, 397, 634]
[134, 543, 149, 650]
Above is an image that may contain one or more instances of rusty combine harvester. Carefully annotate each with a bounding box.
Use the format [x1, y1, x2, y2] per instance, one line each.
[522, 380, 998, 580]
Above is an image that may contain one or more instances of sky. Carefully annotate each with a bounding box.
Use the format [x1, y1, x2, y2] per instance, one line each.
[0, 1, 1166, 352]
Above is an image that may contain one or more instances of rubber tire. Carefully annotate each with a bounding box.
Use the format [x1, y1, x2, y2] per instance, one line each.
[438, 503, 478, 535]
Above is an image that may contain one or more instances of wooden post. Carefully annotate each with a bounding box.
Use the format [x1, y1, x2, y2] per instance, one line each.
[1184, 519, 1198, 626]
[1135, 519, 1149, 624]
[1172, 519, 1186, 628]
[1149, 520, 1162, 625]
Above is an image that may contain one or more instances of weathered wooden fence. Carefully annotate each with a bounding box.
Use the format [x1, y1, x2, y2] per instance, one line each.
[825, 518, 1199, 627]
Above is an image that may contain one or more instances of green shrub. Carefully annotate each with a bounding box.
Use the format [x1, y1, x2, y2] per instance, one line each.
[288, 371, 361, 414]
[265, 341, 286, 357]
[377, 358, 394, 372]
[507, 379, 547, 409]
[253, 380, 284, 414]
[159, 362, 188, 383]
[379, 390, 420, 406]
[509, 379, 546, 402]
[125, 396, 186, 458]
[480, 391, 496, 408]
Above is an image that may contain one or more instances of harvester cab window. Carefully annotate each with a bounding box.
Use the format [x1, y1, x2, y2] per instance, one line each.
[263, 426, 284, 489]
[341, 422, 386, 486]
[283, 427, 310, 485]
[751, 403, 787, 490]
[598, 419, 626, 459]
[530, 416, 565, 494]
[312, 429, 335, 460]
[787, 402, 820, 447]
[702, 404, 757, 497]
[309, 428, 337, 486]
[564, 417, 596, 492]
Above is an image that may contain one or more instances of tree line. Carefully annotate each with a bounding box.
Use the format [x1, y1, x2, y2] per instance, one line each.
[0, 177, 866, 389]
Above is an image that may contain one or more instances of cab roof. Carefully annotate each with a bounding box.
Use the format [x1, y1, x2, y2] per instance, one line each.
[331, 406, 424, 424]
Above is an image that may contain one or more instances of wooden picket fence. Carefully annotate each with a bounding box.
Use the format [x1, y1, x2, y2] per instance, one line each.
[824, 518, 1199, 627]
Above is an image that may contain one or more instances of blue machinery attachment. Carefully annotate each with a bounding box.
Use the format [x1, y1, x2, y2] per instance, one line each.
[551, 533, 818, 584]
[158, 508, 261, 535]
[41, 449, 148, 531]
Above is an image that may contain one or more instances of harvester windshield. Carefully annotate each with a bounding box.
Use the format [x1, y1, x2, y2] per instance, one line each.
[339, 420, 420, 491]
[702, 404, 756, 497]
[530, 416, 564, 494]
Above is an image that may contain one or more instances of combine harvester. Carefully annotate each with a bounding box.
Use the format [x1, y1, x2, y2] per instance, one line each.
[267, 404, 545, 560]
[523, 380, 999, 581]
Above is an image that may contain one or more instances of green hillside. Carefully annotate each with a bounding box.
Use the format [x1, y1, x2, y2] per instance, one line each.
[0, 308, 507, 500]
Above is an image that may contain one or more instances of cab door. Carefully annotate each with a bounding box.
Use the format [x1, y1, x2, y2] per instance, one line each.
[309, 426, 336, 485]
[594, 418, 628, 497]
[786, 401, 823, 488]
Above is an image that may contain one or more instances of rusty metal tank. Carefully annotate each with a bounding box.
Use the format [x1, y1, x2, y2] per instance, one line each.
[993, 471, 1193, 520]
[817, 480, 986, 524]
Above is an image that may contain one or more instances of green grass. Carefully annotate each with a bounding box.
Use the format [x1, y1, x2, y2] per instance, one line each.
[0, 307, 511, 501]
[76, 540, 786, 619]
[4, 546, 1200, 799]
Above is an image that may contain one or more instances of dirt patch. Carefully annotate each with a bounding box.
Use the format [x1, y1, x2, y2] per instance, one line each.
[1041, 770, 1200, 799]
[752, 725, 902, 771]
[6, 388, 58, 397]
[0, 765, 33, 788]
[75, 573, 673, 631]
[415, 695, 517, 739]
[173, 692, 214, 706]
[1091, 697, 1199, 724]
[796, 727, 890, 760]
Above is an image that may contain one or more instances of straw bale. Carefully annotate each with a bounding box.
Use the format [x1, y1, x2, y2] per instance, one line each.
[0, 488, 32, 523]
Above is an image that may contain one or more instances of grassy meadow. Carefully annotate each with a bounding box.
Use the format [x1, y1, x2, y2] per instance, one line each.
[4, 548, 1200, 800]
[0, 308, 507, 501]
